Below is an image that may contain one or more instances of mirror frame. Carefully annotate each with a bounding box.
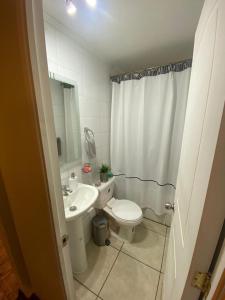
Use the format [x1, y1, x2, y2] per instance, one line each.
[49, 71, 82, 172]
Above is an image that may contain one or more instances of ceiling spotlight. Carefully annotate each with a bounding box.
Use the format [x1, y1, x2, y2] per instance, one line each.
[86, 0, 96, 8]
[65, 0, 77, 15]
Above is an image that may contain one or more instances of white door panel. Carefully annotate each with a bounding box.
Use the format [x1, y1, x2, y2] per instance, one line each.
[195, 0, 218, 49]
[178, 9, 218, 232]
[163, 0, 225, 299]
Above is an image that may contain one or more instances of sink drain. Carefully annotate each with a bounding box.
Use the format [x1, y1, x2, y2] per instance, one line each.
[69, 205, 77, 211]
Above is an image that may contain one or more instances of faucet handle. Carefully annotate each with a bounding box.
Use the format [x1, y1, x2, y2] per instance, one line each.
[62, 184, 72, 196]
[62, 184, 67, 191]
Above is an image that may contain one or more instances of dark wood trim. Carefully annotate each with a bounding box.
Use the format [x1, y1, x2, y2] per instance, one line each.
[199, 219, 225, 300]
[0, 1, 66, 299]
[212, 269, 225, 300]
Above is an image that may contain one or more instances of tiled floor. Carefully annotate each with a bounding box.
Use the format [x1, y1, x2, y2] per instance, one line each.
[74, 218, 170, 300]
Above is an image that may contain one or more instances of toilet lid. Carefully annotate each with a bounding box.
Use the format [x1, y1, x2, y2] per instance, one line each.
[111, 200, 142, 221]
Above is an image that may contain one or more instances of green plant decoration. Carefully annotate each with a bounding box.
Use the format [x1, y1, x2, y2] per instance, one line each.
[100, 164, 110, 173]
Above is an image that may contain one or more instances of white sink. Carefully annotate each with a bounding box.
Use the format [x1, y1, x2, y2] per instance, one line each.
[64, 183, 98, 221]
[63, 183, 98, 274]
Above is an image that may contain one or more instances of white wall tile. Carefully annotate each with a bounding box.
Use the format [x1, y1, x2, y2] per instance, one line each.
[44, 20, 111, 244]
[44, 20, 111, 165]
[45, 22, 58, 62]
[47, 58, 59, 74]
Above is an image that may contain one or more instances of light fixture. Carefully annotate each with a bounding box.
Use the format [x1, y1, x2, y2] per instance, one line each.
[86, 0, 96, 8]
[65, 0, 77, 15]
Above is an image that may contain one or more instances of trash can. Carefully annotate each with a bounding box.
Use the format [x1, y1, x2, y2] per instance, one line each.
[92, 214, 110, 246]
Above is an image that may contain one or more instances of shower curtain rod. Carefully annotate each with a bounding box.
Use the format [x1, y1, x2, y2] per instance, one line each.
[110, 58, 192, 83]
[111, 63, 163, 78]
[61, 82, 74, 89]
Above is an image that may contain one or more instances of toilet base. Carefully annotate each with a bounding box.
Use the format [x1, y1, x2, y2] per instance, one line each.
[110, 224, 136, 243]
[119, 225, 136, 243]
[103, 207, 142, 243]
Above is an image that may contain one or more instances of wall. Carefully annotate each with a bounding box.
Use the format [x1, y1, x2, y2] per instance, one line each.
[44, 15, 112, 243]
[44, 15, 111, 168]
[43, 15, 171, 228]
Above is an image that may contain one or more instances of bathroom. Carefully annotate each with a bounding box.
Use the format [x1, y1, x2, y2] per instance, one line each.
[41, 0, 199, 298]
[1, 0, 225, 300]
[42, 0, 223, 299]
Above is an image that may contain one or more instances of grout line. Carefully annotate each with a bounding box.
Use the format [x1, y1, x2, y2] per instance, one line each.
[139, 222, 166, 238]
[154, 272, 161, 300]
[74, 277, 99, 297]
[109, 244, 123, 251]
[154, 227, 168, 300]
[120, 250, 161, 274]
[97, 241, 124, 297]
[144, 216, 171, 228]
[160, 227, 168, 273]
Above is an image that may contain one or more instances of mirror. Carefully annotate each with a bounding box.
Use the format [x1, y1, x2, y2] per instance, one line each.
[49, 73, 82, 171]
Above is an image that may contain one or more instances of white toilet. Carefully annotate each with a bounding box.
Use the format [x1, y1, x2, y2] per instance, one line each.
[95, 177, 143, 242]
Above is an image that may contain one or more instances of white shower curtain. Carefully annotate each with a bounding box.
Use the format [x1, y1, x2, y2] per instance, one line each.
[111, 64, 191, 215]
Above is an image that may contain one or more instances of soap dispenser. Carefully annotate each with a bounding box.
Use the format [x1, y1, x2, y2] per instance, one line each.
[69, 172, 78, 191]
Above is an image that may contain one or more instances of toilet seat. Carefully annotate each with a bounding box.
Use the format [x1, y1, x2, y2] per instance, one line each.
[112, 199, 142, 222]
[106, 198, 143, 224]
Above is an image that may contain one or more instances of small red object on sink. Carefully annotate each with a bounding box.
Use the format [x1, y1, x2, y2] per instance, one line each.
[82, 163, 92, 173]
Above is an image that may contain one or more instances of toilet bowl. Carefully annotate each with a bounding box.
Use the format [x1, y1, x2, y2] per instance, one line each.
[104, 197, 143, 242]
[95, 177, 143, 242]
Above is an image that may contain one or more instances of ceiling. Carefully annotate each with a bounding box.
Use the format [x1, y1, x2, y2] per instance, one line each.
[43, 0, 204, 75]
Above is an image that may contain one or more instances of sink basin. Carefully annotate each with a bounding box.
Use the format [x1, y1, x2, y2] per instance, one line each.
[64, 183, 98, 221]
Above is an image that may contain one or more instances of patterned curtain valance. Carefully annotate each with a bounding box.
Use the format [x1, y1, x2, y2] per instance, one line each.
[111, 59, 192, 84]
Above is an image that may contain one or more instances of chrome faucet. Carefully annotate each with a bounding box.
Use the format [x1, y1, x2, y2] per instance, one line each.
[62, 184, 72, 196]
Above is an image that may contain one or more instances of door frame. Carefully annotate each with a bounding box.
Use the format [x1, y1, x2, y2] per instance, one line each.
[0, 0, 70, 299]
[25, 0, 76, 299]
[206, 221, 225, 299]
[24, 0, 225, 299]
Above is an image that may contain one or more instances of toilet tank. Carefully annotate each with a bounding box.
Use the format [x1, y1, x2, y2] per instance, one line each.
[95, 177, 115, 209]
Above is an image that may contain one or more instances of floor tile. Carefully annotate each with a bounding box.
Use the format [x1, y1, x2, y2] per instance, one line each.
[74, 279, 96, 300]
[140, 218, 167, 237]
[99, 252, 159, 300]
[121, 225, 165, 271]
[109, 234, 123, 250]
[164, 213, 172, 226]
[143, 208, 166, 224]
[156, 274, 164, 300]
[75, 241, 118, 295]
[166, 227, 171, 237]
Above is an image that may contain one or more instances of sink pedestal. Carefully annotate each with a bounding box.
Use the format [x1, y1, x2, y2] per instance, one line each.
[67, 216, 87, 274]
[63, 183, 98, 274]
